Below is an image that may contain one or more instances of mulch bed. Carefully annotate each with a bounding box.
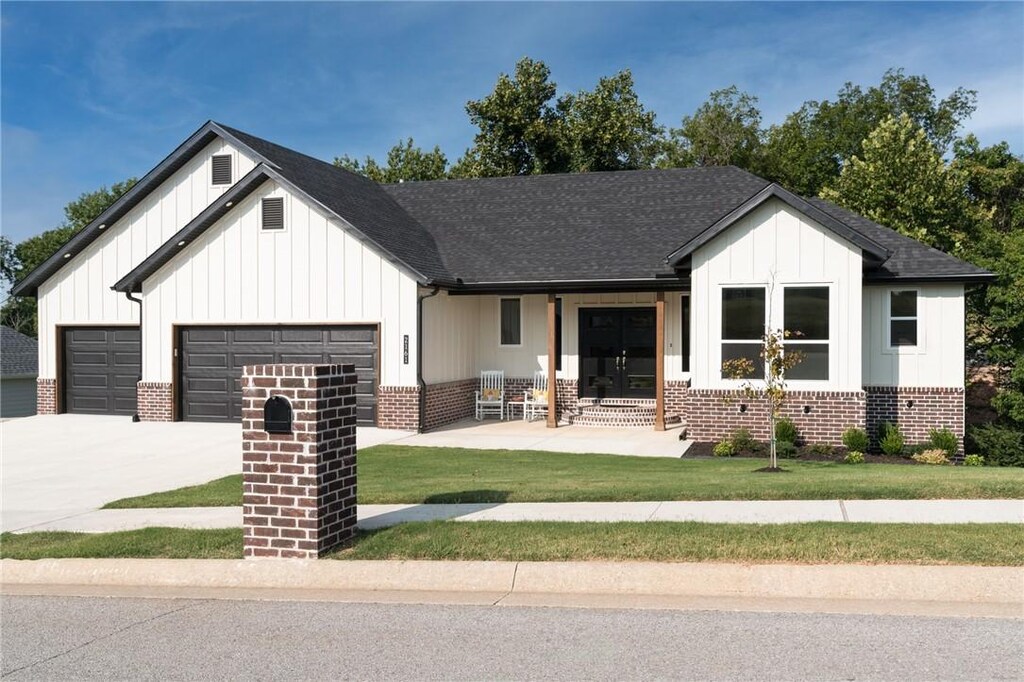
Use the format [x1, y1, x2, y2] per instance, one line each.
[684, 441, 920, 465]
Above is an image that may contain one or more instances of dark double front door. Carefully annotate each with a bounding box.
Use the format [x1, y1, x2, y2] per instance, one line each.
[579, 308, 656, 400]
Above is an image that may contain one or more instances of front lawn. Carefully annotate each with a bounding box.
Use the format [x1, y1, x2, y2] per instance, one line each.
[3, 522, 1022, 565]
[103, 445, 1024, 509]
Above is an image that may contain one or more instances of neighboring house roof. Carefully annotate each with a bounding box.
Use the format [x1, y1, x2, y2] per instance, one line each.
[0, 326, 38, 378]
[19, 122, 993, 297]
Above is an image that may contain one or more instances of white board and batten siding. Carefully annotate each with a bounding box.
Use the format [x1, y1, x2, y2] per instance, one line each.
[36, 139, 256, 378]
[689, 198, 863, 390]
[141, 181, 420, 387]
[862, 284, 964, 387]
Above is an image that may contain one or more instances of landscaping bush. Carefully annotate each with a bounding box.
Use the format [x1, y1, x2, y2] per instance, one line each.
[775, 441, 798, 459]
[805, 443, 834, 456]
[927, 428, 959, 458]
[775, 418, 798, 445]
[962, 454, 985, 467]
[843, 451, 865, 464]
[966, 424, 1024, 467]
[729, 428, 759, 454]
[878, 423, 906, 457]
[712, 441, 736, 457]
[842, 427, 869, 452]
[912, 449, 950, 465]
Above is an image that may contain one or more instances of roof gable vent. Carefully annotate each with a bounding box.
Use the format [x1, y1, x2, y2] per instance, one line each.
[261, 197, 284, 230]
[211, 154, 232, 185]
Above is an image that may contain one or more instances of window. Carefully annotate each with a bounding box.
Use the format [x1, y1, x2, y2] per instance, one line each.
[680, 294, 691, 373]
[500, 298, 521, 346]
[784, 286, 829, 380]
[261, 197, 284, 230]
[721, 287, 765, 379]
[555, 297, 562, 370]
[211, 154, 232, 185]
[889, 290, 918, 347]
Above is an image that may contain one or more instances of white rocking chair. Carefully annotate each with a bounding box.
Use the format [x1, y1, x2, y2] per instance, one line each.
[523, 371, 549, 422]
[475, 370, 505, 420]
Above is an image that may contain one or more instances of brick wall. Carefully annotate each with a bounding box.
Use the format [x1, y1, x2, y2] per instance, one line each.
[423, 379, 476, 430]
[376, 385, 420, 430]
[137, 382, 173, 421]
[865, 386, 965, 450]
[36, 378, 56, 415]
[241, 363, 358, 559]
[685, 389, 867, 445]
[665, 380, 689, 421]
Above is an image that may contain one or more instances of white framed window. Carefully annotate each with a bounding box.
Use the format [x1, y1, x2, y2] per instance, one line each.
[499, 297, 522, 346]
[680, 293, 691, 373]
[721, 287, 765, 379]
[783, 285, 830, 380]
[261, 197, 285, 231]
[888, 289, 918, 348]
[211, 154, 233, 186]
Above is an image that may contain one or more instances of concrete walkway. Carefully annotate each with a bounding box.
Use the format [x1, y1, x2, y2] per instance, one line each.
[13, 499, 1023, 533]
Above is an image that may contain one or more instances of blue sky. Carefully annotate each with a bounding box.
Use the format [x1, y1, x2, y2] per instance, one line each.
[2, 1, 1021, 243]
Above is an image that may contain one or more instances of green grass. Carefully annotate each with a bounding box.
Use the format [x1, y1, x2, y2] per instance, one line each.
[0, 527, 241, 560]
[104, 445, 1024, 509]
[4, 522, 1021, 565]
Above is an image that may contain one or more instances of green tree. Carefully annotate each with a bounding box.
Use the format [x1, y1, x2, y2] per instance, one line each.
[663, 86, 762, 168]
[760, 69, 976, 196]
[335, 138, 448, 183]
[820, 114, 976, 254]
[1, 179, 137, 336]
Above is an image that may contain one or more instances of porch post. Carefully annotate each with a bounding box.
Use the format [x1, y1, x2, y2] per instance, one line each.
[655, 291, 666, 431]
[547, 293, 558, 428]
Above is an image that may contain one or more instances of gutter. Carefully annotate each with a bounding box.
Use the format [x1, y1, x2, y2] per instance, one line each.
[124, 291, 143, 423]
[416, 286, 440, 432]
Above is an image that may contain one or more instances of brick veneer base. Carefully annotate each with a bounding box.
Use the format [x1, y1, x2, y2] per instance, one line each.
[241, 363, 358, 559]
[36, 378, 56, 415]
[665, 380, 689, 421]
[376, 385, 420, 430]
[865, 386, 965, 451]
[423, 379, 477, 430]
[137, 382, 173, 421]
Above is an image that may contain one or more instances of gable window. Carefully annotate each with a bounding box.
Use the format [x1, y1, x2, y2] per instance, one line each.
[784, 286, 829, 380]
[889, 290, 918, 347]
[261, 197, 284, 231]
[500, 298, 522, 346]
[721, 287, 765, 379]
[211, 154, 232, 185]
[681, 294, 691, 373]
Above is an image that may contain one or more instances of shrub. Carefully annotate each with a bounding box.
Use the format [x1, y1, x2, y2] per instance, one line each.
[776, 440, 798, 459]
[843, 451, 865, 464]
[729, 428, 759, 454]
[842, 427, 869, 452]
[962, 454, 985, 467]
[879, 423, 906, 457]
[805, 442, 834, 456]
[912, 449, 950, 465]
[928, 428, 959, 458]
[712, 441, 736, 457]
[774, 418, 798, 445]
[966, 424, 1024, 467]
[876, 421, 897, 442]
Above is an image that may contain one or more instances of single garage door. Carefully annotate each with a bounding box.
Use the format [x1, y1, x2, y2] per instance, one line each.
[62, 327, 141, 415]
[179, 326, 378, 424]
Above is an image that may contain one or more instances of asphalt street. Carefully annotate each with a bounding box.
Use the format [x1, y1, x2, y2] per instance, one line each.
[1, 595, 1021, 680]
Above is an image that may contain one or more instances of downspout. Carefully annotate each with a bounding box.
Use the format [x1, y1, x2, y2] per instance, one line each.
[125, 290, 142, 422]
[416, 286, 440, 432]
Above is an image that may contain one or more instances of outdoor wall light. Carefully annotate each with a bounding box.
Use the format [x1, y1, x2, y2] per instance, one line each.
[803, 405, 811, 414]
[906, 400, 915, 408]
[739, 404, 747, 413]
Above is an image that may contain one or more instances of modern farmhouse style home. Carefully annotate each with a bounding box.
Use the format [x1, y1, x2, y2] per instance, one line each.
[13, 121, 992, 445]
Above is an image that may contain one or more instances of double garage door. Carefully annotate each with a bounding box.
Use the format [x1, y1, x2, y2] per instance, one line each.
[179, 326, 379, 424]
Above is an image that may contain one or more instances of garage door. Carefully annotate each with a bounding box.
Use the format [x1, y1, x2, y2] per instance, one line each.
[62, 327, 141, 415]
[179, 326, 378, 424]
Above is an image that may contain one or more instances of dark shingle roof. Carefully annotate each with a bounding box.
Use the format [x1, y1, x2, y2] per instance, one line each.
[383, 167, 771, 283]
[0, 326, 38, 377]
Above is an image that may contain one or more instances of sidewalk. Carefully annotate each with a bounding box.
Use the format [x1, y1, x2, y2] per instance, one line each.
[11, 499, 1023, 533]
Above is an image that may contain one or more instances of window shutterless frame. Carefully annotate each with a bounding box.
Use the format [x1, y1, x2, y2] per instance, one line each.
[888, 289, 919, 349]
[498, 297, 522, 347]
[782, 285, 830, 381]
[720, 285, 766, 380]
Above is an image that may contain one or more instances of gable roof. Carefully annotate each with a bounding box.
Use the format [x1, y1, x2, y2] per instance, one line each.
[0, 326, 38, 377]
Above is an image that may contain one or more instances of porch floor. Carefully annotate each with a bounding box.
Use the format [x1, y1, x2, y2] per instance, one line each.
[389, 418, 692, 458]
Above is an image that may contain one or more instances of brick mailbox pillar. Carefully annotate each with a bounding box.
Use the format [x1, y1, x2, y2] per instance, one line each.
[241, 363, 358, 559]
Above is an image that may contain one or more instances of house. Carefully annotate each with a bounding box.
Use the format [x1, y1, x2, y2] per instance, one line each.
[1, 326, 39, 418]
[11, 121, 992, 445]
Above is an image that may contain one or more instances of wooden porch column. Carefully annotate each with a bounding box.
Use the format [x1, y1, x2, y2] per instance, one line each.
[547, 293, 558, 428]
[654, 291, 666, 431]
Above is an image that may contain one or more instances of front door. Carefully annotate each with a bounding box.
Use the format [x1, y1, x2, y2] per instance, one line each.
[579, 308, 656, 399]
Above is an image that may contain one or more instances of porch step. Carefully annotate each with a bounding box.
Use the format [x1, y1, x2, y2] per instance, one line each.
[561, 399, 682, 428]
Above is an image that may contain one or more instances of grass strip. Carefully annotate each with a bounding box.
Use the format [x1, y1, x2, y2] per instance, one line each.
[104, 445, 1024, 509]
[4, 522, 1022, 565]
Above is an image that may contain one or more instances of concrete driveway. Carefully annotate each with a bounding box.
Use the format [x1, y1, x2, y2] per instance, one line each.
[1, 415, 409, 533]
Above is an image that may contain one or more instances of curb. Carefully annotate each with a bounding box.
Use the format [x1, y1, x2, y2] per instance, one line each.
[3, 559, 1022, 606]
